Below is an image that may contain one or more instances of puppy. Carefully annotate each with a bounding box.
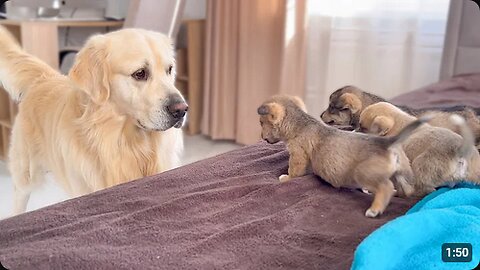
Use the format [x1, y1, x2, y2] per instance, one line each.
[320, 86, 386, 127]
[359, 102, 480, 195]
[320, 86, 480, 148]
[427, 109, 480, 150]
[0, 26, 187, 214]
[257, 95, 427, 218]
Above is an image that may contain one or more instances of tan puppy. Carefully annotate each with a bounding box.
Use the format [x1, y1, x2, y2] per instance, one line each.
[0, 26, 187, 214]
[427, 109, 480, 149]
[359, 102, 480, 195]
[320, 86, 480, 148]
[257, 95, 428, 218]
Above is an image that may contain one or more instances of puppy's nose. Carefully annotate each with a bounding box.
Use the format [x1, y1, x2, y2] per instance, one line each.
[167, 102, 188, 119]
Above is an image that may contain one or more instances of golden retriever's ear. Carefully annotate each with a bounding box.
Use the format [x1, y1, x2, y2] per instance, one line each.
[291, 96, 307, 113]
[339, 93, 362, 114]
[371, 116, 394, 136]
[69, 35, 110, 104]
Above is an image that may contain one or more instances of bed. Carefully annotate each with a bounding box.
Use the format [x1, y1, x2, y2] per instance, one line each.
[0, 73, 479, 270]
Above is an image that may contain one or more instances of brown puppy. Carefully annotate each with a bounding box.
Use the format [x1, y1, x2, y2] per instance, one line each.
[257, 95, 427, 218]
[320, 86, 480, 148]
[359, 102, 480, 195]
[320, 86, 385, 127]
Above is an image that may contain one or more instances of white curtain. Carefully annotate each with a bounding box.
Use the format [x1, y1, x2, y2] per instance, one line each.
[305, 0, 450, 117]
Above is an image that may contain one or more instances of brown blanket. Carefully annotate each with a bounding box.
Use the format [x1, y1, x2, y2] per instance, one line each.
[391, 73, 480, 108]
[0, 141, 417, 270]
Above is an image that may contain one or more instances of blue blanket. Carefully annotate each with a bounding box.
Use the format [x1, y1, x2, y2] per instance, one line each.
[352, 183, 480, 270]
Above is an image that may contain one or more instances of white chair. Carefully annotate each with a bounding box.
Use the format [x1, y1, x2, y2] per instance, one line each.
[124, 0, 186, 39]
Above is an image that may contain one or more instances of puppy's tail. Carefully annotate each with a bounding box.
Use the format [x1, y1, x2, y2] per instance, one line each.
[384, 114, 433, 147]
[450, 114, 475, 157]
[0, 25, 58, 101]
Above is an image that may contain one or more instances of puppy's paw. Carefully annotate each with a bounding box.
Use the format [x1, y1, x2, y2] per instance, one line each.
[396, 186, 414, 198]
[279, 174, 291, 183]
[365, 208, 380, 218]
[361, 188, 372, 195]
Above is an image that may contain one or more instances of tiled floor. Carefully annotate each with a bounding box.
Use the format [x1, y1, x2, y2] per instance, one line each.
[0, 135, 241, 219]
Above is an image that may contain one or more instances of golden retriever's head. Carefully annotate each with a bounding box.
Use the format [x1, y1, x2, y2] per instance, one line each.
[321, 86, 363, 126]
[257, 95, 307, 144]
[69, 28, 188, 131]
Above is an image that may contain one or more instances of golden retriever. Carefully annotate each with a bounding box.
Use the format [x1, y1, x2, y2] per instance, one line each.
[0, 26, 187, 214]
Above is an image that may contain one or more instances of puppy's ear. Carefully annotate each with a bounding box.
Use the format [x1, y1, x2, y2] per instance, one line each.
[267, 103, 285, 124]
[339, 93, 362, 114]
[69, 35, 110, 104]
[371, 116, 394, 136]
[257, 105, 269, 115]
[258, 103, 285, 124]
[291, 96, 307, 113]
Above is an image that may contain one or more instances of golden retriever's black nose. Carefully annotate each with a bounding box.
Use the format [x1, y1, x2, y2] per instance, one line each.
[168, 102, 188, 118]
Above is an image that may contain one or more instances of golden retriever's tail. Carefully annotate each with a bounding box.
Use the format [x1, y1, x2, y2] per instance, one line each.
[450, 114, 475, 157]
[384, 114, 433, 147]
[0, 25, 58, 101]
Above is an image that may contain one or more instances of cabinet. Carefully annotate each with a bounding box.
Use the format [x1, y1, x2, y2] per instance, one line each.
[175, 19, 205, 135]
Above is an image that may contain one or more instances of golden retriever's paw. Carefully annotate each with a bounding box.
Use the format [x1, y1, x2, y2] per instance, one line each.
[279, 174, 291, 183]
[365, 208, 380, 218]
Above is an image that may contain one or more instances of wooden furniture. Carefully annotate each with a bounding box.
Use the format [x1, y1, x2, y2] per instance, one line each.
[0, 19, 123, 160]
[175, 19, 205, 135]
[0, 19, 123, 69]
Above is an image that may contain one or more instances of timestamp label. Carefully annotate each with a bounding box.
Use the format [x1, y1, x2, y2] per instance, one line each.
[442, 243, 472, 262]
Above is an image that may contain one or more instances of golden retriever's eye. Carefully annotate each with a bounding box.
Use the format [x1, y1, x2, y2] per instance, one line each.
[167, 65, 173, 75]
[132, 68, 148, 81]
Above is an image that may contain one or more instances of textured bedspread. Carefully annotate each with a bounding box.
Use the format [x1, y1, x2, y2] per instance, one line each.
[0, 141, 416, 270]
[391, 73, 480, 109]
